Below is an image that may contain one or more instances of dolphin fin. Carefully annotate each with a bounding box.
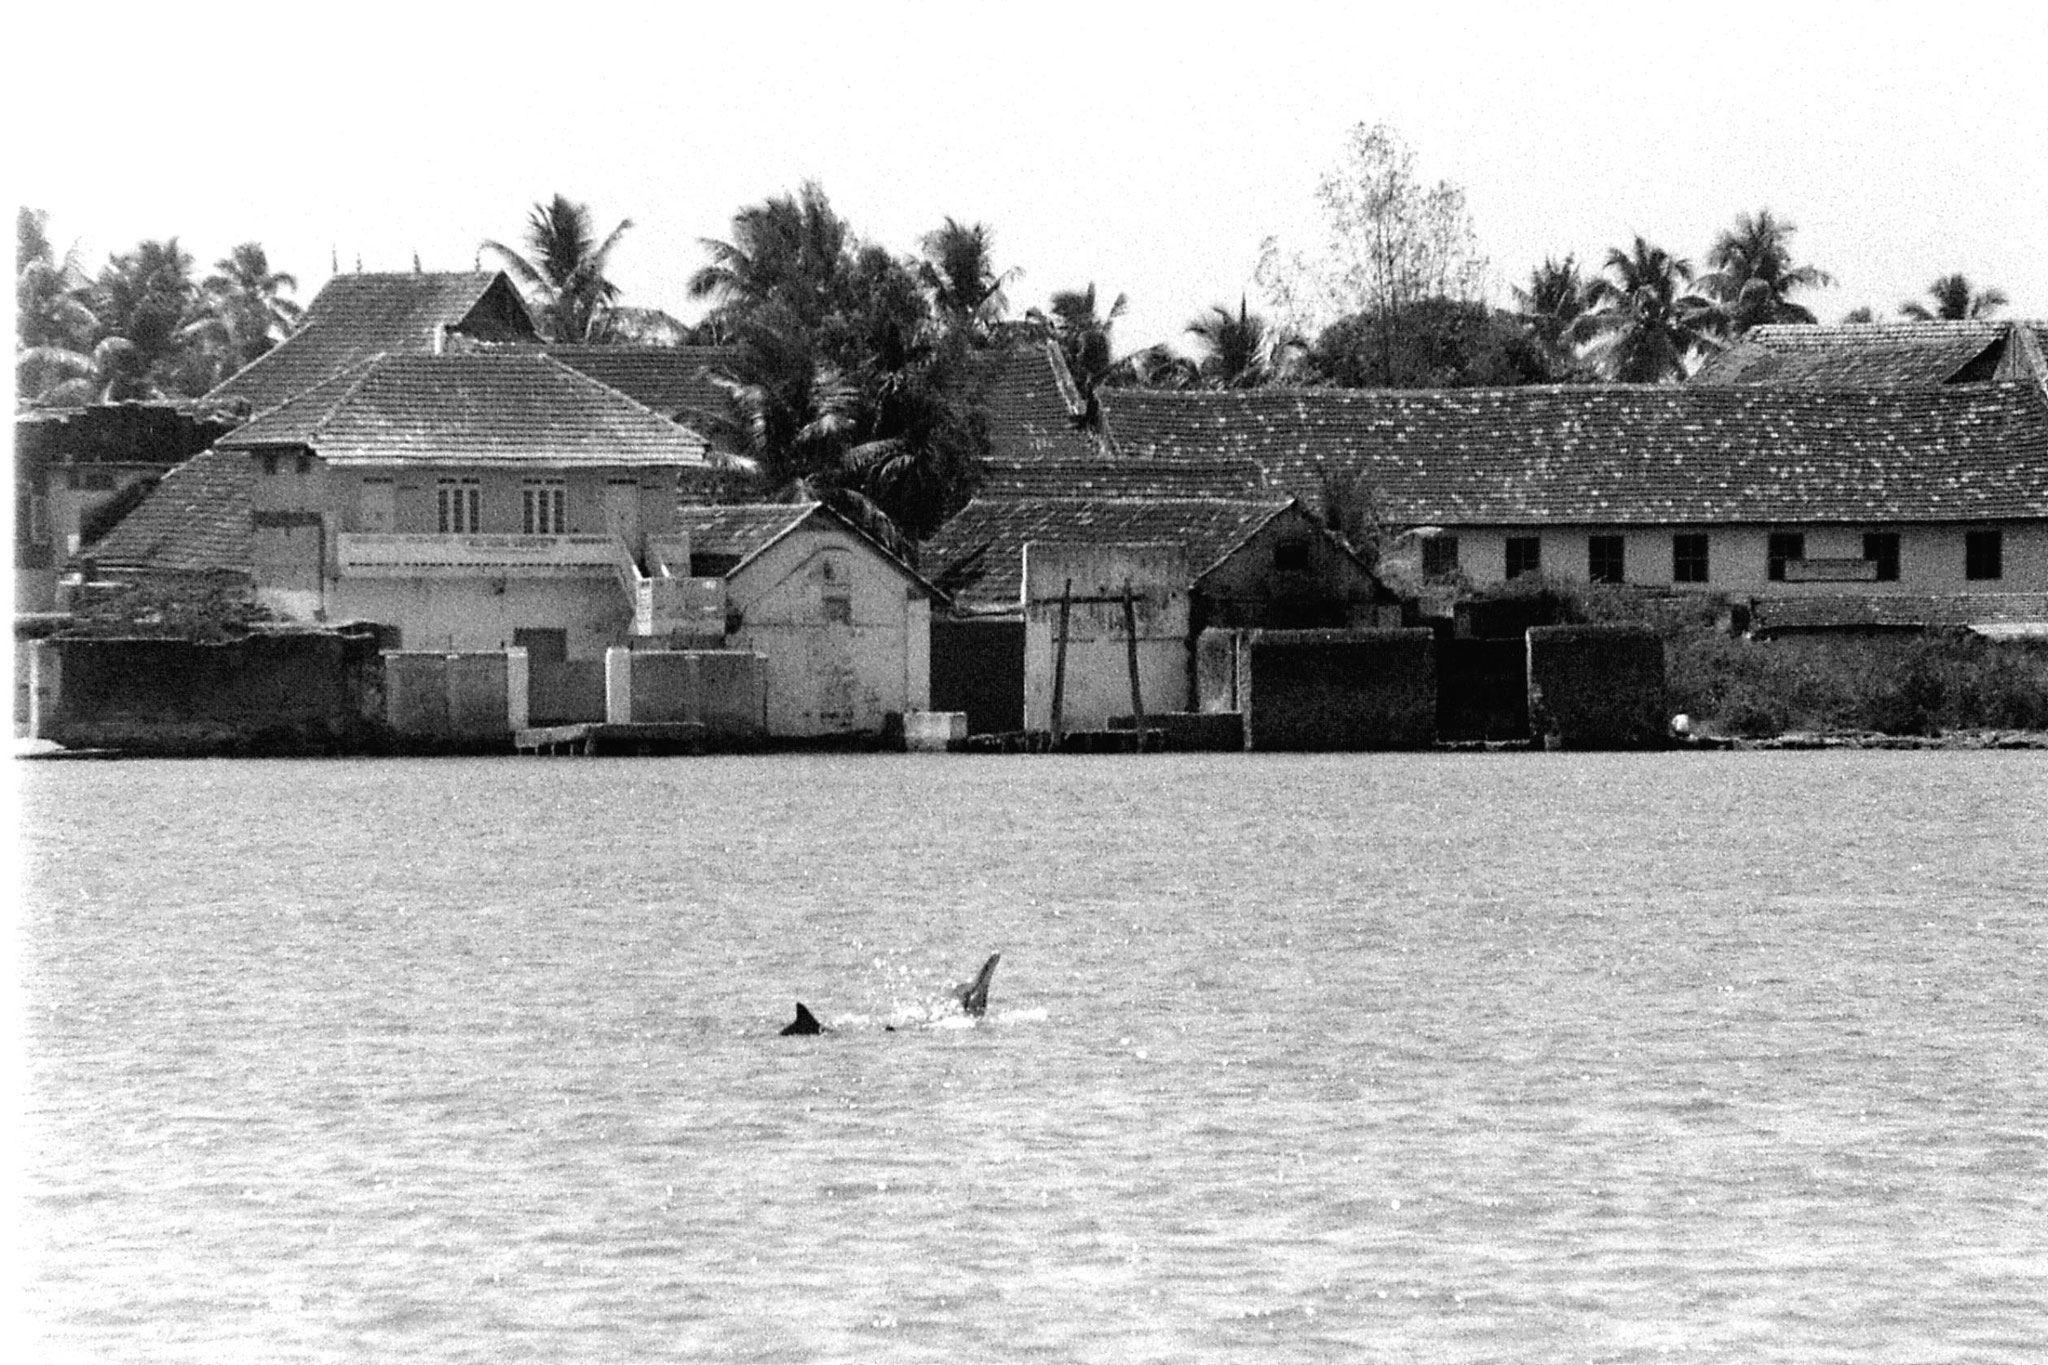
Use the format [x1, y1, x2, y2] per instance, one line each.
[952, 953, 1001, 1017]
[780, 1002, 825, 1036]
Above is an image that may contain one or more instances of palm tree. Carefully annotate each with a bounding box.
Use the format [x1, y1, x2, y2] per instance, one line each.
[918, 218, 1019, 339]
[1029, 282, 1128, 395]
[1586, 237, 1718, 382]
[1699, 209, 1833, 334]
[689, 181, 852, 332]
[185, 243, 304, 382]
[1900, 273, 2008, 321]
[483, 195, 633, 342]
[16, 208, 101, 403]
[83, 238, 209, 399]
[1184, 297, 1296, 388]
[1513, 255, 1599, 361]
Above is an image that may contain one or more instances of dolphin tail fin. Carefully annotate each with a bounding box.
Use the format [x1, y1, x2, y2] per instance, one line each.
[780, 1002, 824, 1036]
[953, 953, 1001, 1017]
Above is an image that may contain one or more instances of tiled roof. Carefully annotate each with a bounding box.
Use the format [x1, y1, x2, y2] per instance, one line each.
[673, 502, 944, 600]
[977, 339, 1096, 463]
[206, 272, 538, 414]
[1095, 381, 2048, 525]
[540, 345, 739, 429]
[978, 456, 1269, 501]
[1693, 321, 2048, 387]
[86, 447, 254, 575]
[921, 496, 1294, 606]
[216, 353, 711, 467]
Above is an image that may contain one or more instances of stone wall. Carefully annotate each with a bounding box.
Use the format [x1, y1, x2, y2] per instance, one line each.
[1526, 624, 1667, 749]
[1231, 627, 1437, 750]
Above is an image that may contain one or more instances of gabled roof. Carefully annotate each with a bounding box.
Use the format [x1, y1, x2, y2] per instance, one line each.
[1693, 320, 2048, 387]
[540, 345, 739, 431]
[673, 502, 945, 601]
[1096, 381, 2048, 526]
[920, 495, 1299, 607]
[205, 271, 539, 415]
[977, 339, 1097, 463]
[216, 353, 711, 467]
[86, 447, 254, 575]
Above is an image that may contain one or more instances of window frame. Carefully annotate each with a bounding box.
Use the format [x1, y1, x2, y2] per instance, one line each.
[1421, 535, 1460, 578]
[1767, 532, 1805, 583]
[437, 477, 482, 534]
[521, 478, 568, 535]
[1505, 535, 1542, 580]
[1587, 534, 1626, 585]
[1863, 531, 1901, 583]
[1965, 529, 2003, 581]
[1672, 533, 1710, 584]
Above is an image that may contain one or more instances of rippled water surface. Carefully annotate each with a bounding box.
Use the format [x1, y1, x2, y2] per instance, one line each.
[15, 752, 2048, 1362]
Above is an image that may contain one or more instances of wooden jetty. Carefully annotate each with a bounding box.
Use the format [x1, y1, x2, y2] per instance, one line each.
[514, 721, 707, 756]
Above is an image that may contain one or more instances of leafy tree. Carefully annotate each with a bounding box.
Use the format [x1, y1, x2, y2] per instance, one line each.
[1307, 296, 1556, 388]
[185, 243, 304, 381]
[1254, 122, 1488, 339]
[483, 194, 633, 342]
[1899, 273, 2008, 321]
[1585, 237, 1718, 382]
[16, 208, 100, 403]
[1699, 209, 1833, 333]
[918, 218, 1019, 339]
[690, 185, 991, 545]
[1512, 255, 1600, 376]
[1184, 297, 1300, 388]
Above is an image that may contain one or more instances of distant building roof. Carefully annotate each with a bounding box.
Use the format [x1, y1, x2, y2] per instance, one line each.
[1750, 592, 2048, 637]
[674, 501, 944, 600]
[977, 339, 1096, 464]
[1094, 381, 2048, 526]
[216, 352, 711, 467]
[1693, 320, 2048, 388]
[978, 456, 1269, 501]
[540, 345, 738, 435]
[87, 447, 254, 575]
[921, 495, 1299, 607]
[205, 271, 539, 415]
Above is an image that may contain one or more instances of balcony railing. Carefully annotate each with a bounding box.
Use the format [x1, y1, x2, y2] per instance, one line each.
[338, 533, 621, 575]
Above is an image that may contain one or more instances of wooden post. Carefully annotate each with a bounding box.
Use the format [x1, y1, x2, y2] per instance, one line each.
[1050, 577, 1073, 744]
[1121, 579, 1146, 750]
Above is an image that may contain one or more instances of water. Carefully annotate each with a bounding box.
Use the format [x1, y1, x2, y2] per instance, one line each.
[15, 752, 2048, 1363]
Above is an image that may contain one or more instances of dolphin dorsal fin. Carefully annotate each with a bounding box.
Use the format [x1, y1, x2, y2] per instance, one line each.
[780, 1002, 824, 1036]
[953, 953, 1001, 1017]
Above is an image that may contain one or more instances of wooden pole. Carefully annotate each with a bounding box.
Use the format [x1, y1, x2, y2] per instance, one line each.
[1121, 579, 1146, 750]
[1050, 577, 1072, 744]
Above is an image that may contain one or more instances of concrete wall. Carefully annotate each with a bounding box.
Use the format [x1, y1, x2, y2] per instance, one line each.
[266, 460, 678, 540]
[1023, 542, 1189, 732]
[1382, 521, 2048, 595]
[381, 649, 528, 748]
[724, 520, 930, 737]
[1526, 624, 1667, 750]
[1230, 627, 1437, 751]
[602, 647, 766, 743]
[29, 630, 385, 754]
[528, 660, 606, 725]
[329, 575, 631, 661]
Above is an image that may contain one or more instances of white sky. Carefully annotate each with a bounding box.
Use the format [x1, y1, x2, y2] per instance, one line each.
[9, 0, 2047, 356]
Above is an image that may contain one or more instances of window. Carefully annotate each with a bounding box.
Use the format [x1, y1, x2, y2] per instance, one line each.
[295, 452, 313, 475]
[1767, 532, 1804, 582]
[261, 452, 280, 476]
[358, 478, 395, 533]
[1588, 535, 1626, 585]
[437, 477, 481, 533]
[1965, 529, 2003, 581]
[1672, 533, 1710, 584]
[1421, 535, 1460, 578]
[28, 492, 49, 546]
[1505, 535, 1541, 580]
[522, 478, 567, 534]
[1272, 538, 1310, 572]
[1864, 532, 1900, 583]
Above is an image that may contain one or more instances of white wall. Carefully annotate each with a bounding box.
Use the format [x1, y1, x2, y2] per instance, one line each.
[328, 575, 631, 657]
[1387, 522, 2048, 595]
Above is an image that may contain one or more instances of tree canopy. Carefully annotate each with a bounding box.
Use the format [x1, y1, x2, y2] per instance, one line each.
[482, 194, 633, 342]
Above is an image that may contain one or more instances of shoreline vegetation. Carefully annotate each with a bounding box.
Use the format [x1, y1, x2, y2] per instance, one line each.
[1467, 576, 2048, 742]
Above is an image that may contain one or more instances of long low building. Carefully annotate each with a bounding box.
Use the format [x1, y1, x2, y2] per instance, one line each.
[1093, 379, 2048, 599]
